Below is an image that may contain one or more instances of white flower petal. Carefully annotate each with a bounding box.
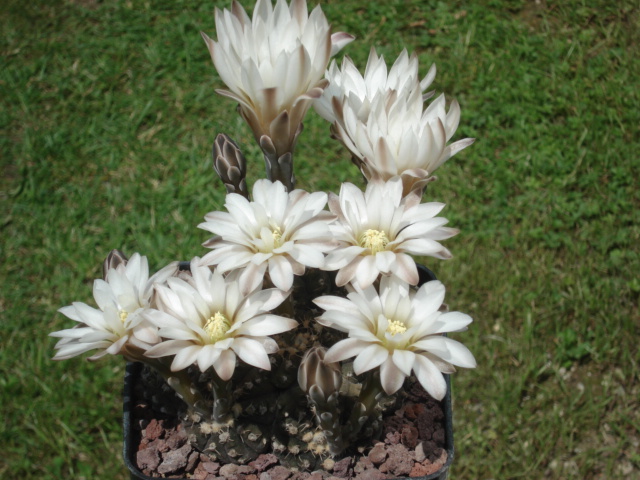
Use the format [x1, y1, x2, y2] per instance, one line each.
[236, 314, 297, 336]
[196, 345, 223, 372]
[214, 349, 237, 380]
[313, 295, 361, 318]
[170, 345, 202, 371]
[413, 354, 447, 400]
[231, 337, 272, 370]
[355, 255, 380, 288]
[392, 349, 416, 376]
[379, 357, 406, 395]
[353, 343, 389, 375]
[268, 255, 294, 291]
[324, 338, 369, 363]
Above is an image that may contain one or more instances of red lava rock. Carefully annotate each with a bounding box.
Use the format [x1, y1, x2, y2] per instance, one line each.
[250, 453, 279, 472]
[432, 448, 447, 468]
[139, 437, 160, 453]
[157, 438, 171, 453]
[193, 461, 222, 480]
[432, 428, 445, 444]
[136, 446, 160, 471]
[353, 457, 374, 473]
[354, 470, 386, 480]
[307, 472, 328, 480]
[145, 419, 164, 441]
[203, 461, 221, 473]
[400, 424, 420, 448]
[410, 462, 438, 477]
[289, 473, 311, 480]
[403, 402, 427, 420]
[384, 431, 402, 445]
[165, 424, 188, 449]
[191, 471, 207, 480]
[220, 463, 240, 477]
[186, 450, 200, 473]
[260, 465, 293, 480]
[419, 441, 438, 462]
[379, 444, 414, 477]
[157, 442, 192, 475]
[410, 448, 448, 477]
[331, 457, 353, 478]
[221, 464, 256, 480]
[368, 443, 387, 465]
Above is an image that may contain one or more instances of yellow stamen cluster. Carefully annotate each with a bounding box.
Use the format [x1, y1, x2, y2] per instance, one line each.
[204, 311, 231, 343]
[271, 225, 283, 247]
[358, 229, 389, 254]
[386, 319, 407, 336]
[119, 310, 129, 323]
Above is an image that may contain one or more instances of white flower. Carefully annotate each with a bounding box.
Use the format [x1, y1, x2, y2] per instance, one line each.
[202, 0, 354, 156]
[315, 48, 434, 125]
[322, 177, 458, 288]
[199, 179, 335, 294]
[144, 261, 298, 380]
[50, 254, 178, 360]
[317, 48, 474, 196]
[314, 276, 476, 399]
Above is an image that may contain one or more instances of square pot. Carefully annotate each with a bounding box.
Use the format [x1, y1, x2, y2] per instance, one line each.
[123, 361, 454, 480]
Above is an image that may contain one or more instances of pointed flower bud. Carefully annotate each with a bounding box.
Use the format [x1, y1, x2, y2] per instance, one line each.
[213, 133, 249, 198]
[102, 249, 128, 281]
[298, 346, 342, 400]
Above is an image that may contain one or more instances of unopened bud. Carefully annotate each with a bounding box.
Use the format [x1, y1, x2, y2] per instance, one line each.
[213, 133, 248, 198]
[298, 346, 342, 399]
[102, 249, 128, 280]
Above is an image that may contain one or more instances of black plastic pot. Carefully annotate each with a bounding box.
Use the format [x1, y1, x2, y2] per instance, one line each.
[124, 362, 453, 480]
[123, 264, 455, 480]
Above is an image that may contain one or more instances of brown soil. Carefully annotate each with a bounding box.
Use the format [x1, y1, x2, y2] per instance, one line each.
[131, 379, 448, 480]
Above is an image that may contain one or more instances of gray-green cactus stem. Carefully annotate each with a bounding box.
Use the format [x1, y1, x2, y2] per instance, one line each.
[311, 390, 346, 456]
[122, 345, 210, 419]
[209, 368, 234, 424]
[344, 370, 384, 444]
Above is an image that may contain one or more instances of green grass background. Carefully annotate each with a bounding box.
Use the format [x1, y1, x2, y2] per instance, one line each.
[1, 0, 638, 478]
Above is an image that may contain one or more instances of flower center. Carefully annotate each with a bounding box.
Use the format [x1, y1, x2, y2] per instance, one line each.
[204, 311, 231, 343]
[386, 319, 407, 336]
[272, 225, 283, 248]
[119, 310, 129, 323]
[359, 229, 389, 254]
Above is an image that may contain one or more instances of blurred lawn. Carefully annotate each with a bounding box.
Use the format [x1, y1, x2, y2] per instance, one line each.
[1, 0, 638, 479]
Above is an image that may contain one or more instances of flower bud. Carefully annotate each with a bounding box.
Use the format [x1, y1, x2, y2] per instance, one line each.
[102, 249, 128, 280]
[213, 133, 249, 198]
[298, 346, 342, 399]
